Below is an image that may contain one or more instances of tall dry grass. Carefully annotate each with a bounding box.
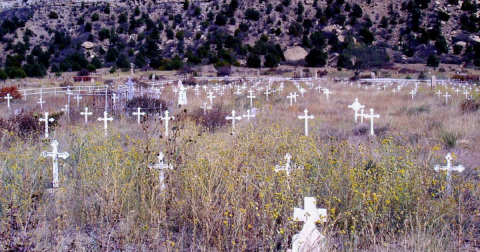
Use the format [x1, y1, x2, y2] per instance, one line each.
[0, 79, 479, 251]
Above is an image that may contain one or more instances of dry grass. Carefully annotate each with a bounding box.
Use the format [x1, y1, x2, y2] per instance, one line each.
[1, 78, 480, 251]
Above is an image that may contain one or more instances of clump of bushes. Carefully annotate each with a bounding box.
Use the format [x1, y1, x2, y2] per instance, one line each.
[125, 96, 167, 114]
[0, 86, 22, 100]
[189, 103, 228, 132]
[460, 98, 480, 113]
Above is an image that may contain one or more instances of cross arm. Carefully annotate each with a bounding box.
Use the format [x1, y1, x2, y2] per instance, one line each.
[57, 152, 69, 159]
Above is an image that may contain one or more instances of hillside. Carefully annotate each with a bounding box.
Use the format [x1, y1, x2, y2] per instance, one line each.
[0, 0, 479, 79]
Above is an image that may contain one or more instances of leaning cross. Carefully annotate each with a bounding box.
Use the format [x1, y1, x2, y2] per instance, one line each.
[132, 107, 146, 124]
[97, 111, 113, 136]
[362, 108, 380, 136]
[148, 152, 174, 190]
[291, 197, 328, 252]
[160, 110, 174, 137]
[39, 112, 55, 138]
[298, 109, 314, 136]
[42, 140, 69, 188]
[80, 107, 93, 126]
[37, 95, 45, 109]
[4, 93, 12, 108]
[225, 110, 242, 135]
[434, 153, 465, 194]
[348, 98, 365, 124]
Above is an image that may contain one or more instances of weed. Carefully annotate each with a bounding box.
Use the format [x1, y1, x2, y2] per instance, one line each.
[440, 131, 459, 149]
[189, 103, 228, 132]
[460, 99, 480, 113]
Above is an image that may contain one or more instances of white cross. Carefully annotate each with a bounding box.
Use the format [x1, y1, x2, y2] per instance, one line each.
[348, 98, 365, 124]
[362, 108, 380, 136]
[80, 107, 93, 125]
[61, 104, 69, 115]
[242, 109, 255, 121]
[298, 87, 306, 98]
[291, 197, 327, 252]
[225, 110, 242, 135]
[463, 89, 469, 99]
[436, 90, 442, 98]
[315, 86, 322, 92]
[4, 93, 12, 108]
[207, 90, 216, 105]
[74, 93, 83, 107]
[247, 89, 256, 107]
[264, 87, 272, 101]
[298, 109, 314, 136]
[410, 89, 416, 100]
[275, 153, 293, 176]
[201, 102, 211, 115]
[39, 112, 55, 138]
[160, 110, 174, 137]
[42, 140, 69, 188]
[132, 107, 146, 124]
[323, 89, 331, 101]
[288, 92, 298, 106]
[112, 93, 119, 108]
[148, 152, 173, 190]
[37, 96, 45, 109]
[97, 111, 113, 136]
[434, 153, 465, 194]
[455, 88, 460, 96]
[443, 92, 451, 104]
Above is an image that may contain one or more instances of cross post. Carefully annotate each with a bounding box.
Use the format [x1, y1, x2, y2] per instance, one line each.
[298, 109, 314, 136]
[225, 110, 242, 135]
[97, 111, 113, 136]
[132, 107, 146, 124]
[160, 110, 174, 137]
[42, 140, 69, 188]
[362, 108, 380, 136]
[4, 93, 12, 108]
[348, 98, 365, 124]
[39, 112, 55, 138]
[80, 107, 93, 126]
[434, 153, 465, 194]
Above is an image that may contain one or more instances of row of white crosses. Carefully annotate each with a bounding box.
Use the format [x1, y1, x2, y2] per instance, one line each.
[348, 98, 380, 136]
[225, 109, 257, 135]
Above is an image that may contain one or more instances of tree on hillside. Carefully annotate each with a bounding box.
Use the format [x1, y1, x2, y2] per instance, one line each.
[305, 48, 327, 67]
[342, 44, 391, 79]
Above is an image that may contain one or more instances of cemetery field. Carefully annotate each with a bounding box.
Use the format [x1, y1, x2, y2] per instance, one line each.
[1, 77, 480, 251]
